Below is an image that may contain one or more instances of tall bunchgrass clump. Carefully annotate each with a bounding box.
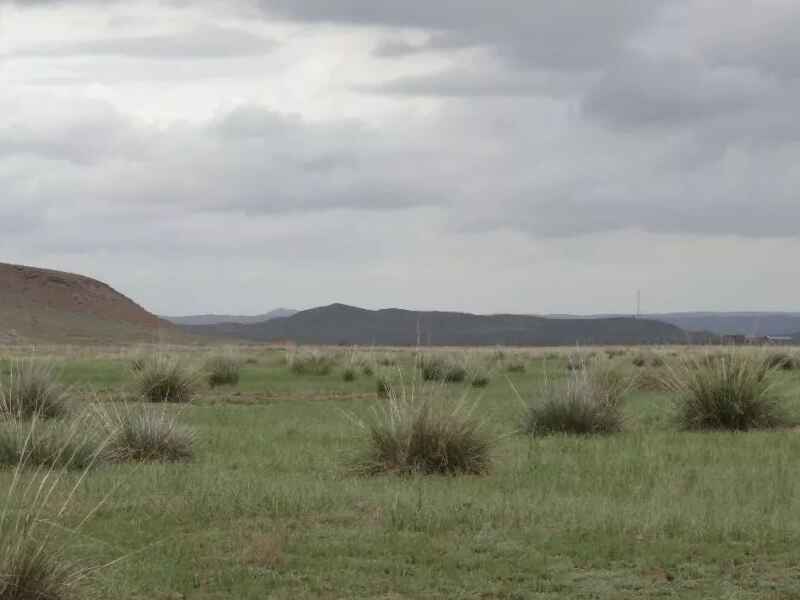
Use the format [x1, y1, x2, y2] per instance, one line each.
[286, 350, 335, 376]
[0, 360, 71, 420]
[133, 354, 198, 403]
[522, 361, 631, 436]
[418, 354, 466, 383]
[0, 419, 102, 471]
[350, 383, 494, 476]
[205, 354, 241, 388]
[766, 351, 799, 371]
[464, 354, 492, 388]
[663, 351, 790, 431]
[92, 403, 194, 463]
[1, 419, 110, 599]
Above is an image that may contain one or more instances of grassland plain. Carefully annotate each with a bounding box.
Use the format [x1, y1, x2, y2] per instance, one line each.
[2, 346, 800, 599]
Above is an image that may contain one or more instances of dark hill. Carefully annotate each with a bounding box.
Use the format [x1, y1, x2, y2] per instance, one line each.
[646, 312, 800, 337]
[183, 303, 690, 346]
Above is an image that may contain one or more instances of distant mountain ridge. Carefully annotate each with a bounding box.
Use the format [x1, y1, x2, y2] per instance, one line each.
[182, 303, 690, 346]
[0, 262, 176, 343]
[164, 309, 297, 326]
[549, 312, 800, 337]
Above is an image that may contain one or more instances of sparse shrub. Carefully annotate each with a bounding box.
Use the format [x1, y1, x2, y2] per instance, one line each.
[351, 389, 493, 476]
[95, 404, 194, 463]
[632, 354, 647, 368]
[506, 361, 526, 373]
[664, 351, 789, 431]
[205, 355, 241, 387]
[766, 351, 798, 371]
[131, 357, 146, 372]
[544, 352, 560, 361]
[650, 355, 665, 368]
[342, 368, 357, 382]
[287, 351, 334, 376]
[134, 354, 198, 403]
[362, 364, 375, 377]
[606, 349, 626, 359]
[0, 360, 70, 420]
[522, 363, 631, 436]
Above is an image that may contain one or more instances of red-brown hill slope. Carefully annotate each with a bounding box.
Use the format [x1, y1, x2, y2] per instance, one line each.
[0, 262, 176, 343]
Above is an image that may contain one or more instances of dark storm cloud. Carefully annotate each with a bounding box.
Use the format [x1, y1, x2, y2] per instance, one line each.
[582, 56, 769, 130]
[12, 26, 277, 59]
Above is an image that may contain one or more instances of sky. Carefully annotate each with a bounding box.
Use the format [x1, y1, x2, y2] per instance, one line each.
[1, 0, 799, 316]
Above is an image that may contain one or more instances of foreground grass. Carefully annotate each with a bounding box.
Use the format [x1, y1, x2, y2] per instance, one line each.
[2, 348, 800, 598]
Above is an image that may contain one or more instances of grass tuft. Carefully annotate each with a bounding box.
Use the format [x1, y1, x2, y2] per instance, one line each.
[664, 351, 790, 431]
[133, 354, 198, 404]
[287, 351, 335, 376]
[1, 419, 107, 600]
[205, 355, 241, 388]
[350, 386, 493, 476]
[522, 362, 630, 436]
[418, 355, 467, 383]
[94, 403, 195, 463]
[0, 360, 70, 421]
[765, 351, 799, 371]
[0, 418, 102, 471]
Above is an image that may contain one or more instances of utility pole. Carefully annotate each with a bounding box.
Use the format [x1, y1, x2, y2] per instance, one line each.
[636, 290, 641, 319]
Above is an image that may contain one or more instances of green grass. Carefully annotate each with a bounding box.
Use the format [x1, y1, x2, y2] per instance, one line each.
[2, 346, 800, 598]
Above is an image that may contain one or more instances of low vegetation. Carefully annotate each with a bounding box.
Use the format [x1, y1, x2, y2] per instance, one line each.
[664, 351, 790, 431]
[3, 344, 800, 597]
[1, 420, 101, 600]
[205, 354, 241, 387]
[766, 351, 799, 371]
[0, 418, 101, 471]
[523, 362, 631, 435]
[287, 350, 335, 376]
[0, 360, 71, 420]
[418, 354, 467, 383]
[133, 354, 198, 403]
[351, 387, 493, 476]
[95, 403, 194, 463]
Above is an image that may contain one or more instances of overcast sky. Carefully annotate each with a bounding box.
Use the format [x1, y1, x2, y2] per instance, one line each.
[2, 0, 799, 316]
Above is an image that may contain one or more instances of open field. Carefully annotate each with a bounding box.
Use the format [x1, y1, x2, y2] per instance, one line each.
[3, 345, 800, 599]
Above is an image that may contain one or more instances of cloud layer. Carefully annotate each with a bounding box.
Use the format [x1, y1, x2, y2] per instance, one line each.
[1, 0, 799, 314]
